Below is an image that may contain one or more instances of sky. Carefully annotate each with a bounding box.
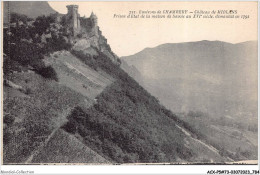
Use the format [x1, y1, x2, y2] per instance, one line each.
[48, 2, 257, 57]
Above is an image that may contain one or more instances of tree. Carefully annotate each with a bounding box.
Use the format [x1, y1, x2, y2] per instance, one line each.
[33, 15, 55, 35]
[10, 13, 33, 24]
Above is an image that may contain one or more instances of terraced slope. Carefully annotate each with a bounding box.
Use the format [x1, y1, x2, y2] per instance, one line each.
[45, 51, 114, 101]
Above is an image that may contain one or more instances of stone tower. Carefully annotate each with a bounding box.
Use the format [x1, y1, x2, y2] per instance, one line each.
[66, 5, 81, 36]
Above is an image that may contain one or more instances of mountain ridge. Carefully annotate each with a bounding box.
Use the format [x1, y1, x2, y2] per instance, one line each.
[122, 40, 257, 59]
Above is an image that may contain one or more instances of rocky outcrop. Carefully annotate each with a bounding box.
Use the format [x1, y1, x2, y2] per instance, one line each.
[72, 28, 120, 65]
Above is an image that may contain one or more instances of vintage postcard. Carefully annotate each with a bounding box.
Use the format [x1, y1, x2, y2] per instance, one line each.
[1, 0, 258, 174]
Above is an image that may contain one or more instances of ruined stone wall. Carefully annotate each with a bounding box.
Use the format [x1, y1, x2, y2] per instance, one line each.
[79, 17, 98, 38]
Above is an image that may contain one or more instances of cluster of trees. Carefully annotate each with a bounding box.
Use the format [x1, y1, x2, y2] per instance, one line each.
[3, 13, 72, 81]
[10, 13, 33, 25]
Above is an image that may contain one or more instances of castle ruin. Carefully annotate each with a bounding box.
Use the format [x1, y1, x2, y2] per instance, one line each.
[63, 5, 119, 64]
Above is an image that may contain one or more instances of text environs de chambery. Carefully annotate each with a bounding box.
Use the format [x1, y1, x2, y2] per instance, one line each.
[139, 10, 238, 15]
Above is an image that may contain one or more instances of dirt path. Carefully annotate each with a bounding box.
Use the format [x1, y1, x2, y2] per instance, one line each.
[24, 108, 72, 164]
[24, 127, 61, 164]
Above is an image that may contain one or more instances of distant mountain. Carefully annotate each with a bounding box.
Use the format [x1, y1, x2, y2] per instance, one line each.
[121, 40, 257, 118]
[3, 1, 57, 23]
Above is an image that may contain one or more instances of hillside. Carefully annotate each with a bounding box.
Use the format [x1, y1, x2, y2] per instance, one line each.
[121, 40, 258, 161]
[3, 4, 255, 164]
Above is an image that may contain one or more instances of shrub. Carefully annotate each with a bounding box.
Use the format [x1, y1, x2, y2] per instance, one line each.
[3, 59, 23, 75]
[61, 121, 77, 134]
[44, 34, 72, 53]
[33, 15, 54, 36]
[30, 59, 45, 70]
[3, 129, 12, 144]
[77, 33, 83, 38]
[4, 114, 15, 126]
[36, 66, 58, 81]
[24, 88, 32, 95]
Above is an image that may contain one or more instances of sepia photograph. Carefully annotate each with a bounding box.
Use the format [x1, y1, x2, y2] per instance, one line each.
[1, 0, 258, 172]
